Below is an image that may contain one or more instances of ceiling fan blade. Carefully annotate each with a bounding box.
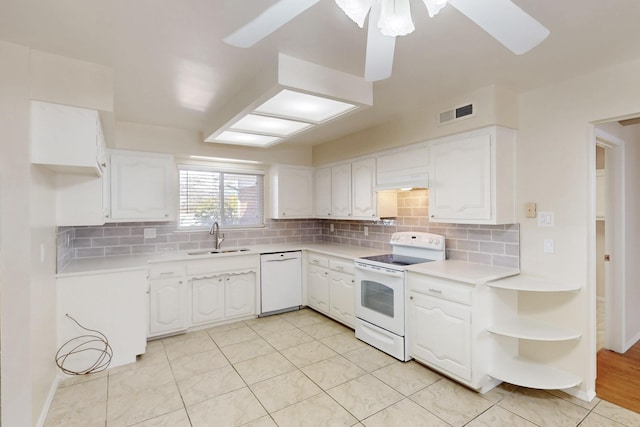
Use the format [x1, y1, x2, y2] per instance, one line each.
[224, 0, 321, 48]
[448, 0, 550, 55]
[364, 1, 396, 81]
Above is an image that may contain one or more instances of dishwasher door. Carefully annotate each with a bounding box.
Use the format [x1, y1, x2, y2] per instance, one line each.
[260, 251, 302, 315]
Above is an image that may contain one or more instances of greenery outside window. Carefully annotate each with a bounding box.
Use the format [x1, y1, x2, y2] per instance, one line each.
[178, 165, 264, 229]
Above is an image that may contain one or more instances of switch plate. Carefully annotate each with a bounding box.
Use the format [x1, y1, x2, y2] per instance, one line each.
[364, 226, 369, 237]
[144, 228, 157, 239]
[330, 224, 334, 232]
[538, 211, 554, 227]
[525, 202, 537, 218]
[544, 239, 554, 254]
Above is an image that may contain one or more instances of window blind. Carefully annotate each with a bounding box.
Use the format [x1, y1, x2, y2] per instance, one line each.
[178, 166, 264, 229]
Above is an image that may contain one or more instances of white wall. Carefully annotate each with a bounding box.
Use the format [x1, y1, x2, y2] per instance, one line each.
[0, 40, 37, 427]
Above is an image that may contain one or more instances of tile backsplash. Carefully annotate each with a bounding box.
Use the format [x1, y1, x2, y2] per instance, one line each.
[57, 190, 519, 272]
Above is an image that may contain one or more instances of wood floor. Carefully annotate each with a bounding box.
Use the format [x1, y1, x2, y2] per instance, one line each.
[597, 340, 640, 413]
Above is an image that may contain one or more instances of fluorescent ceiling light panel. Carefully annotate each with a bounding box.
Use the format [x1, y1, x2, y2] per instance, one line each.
[230, 114, 312, 136]
[212, 131, 281, 147]
[254, 89, 357, 123]
[189, 155, 262, 164]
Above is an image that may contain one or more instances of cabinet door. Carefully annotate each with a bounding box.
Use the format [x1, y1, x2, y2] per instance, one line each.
[409, 292, 471, 381]
[314, 167, 332, 217]
[30, 100, 102, 174]
[329, 271, 355, 328]
[331, 163, 352, 217]
[307, 265, 330, 314]
[149, 278, 188, 336]
[429, 134, 491, 221]
[351, 158, 376, 219]
[110, 151, 175, 221]
[191, 276, 225, 325]
[272, 167, 313, 218]
[225, 272, 256, 319]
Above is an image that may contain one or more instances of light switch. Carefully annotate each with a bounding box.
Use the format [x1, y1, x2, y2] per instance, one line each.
[537, 211, 554, 227]
[525, 203, 537, 218]
[544, 239, 554, 254]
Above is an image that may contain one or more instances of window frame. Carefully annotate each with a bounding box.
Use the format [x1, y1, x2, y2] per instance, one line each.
[177, 164, 265, 230]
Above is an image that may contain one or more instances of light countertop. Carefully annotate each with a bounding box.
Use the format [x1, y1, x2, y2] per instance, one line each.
[57, 243, 386, 277]
[407, 259, 519, 285]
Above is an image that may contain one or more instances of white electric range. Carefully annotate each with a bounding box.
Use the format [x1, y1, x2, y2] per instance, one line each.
[354, 231, 445, 361]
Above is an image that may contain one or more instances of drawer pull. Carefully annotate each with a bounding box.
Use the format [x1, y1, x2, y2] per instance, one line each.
[312, 259, 320, 263]
[160, 272, 174, 276]
[335, 265, 344, 270]
[428, 288, 443, 294]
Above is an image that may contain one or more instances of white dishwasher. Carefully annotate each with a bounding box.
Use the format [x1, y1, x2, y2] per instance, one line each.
[260, 251, 302, 315]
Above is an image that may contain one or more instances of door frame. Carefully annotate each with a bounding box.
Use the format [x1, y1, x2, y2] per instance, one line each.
[593, 127, 626, 354]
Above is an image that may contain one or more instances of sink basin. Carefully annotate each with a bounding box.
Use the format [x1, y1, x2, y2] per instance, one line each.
[187, 248, 250, 256]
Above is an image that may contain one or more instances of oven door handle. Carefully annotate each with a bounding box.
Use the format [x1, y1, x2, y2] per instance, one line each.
[355, 264, 404, 279]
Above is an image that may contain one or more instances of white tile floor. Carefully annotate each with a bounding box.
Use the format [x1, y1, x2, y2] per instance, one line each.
[45, 308, 640, 427]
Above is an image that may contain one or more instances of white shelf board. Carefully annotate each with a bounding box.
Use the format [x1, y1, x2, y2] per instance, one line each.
[488, 318, 581, 341]
[487, 274, 581, 292]
[489, 356, 582, 390]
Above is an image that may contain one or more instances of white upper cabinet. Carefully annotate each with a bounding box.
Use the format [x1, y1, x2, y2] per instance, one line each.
[270, 165, 314, 219]
[429, 126, 516, 224]
[109, 150, 176, 222]
[314, 167, 333, 218]
[31, 100, 106, 176]
[331, 163, 352, 217]
[351, 158, 376, 219]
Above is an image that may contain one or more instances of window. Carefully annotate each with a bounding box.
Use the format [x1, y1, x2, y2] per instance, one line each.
[178, 165, 264, 229]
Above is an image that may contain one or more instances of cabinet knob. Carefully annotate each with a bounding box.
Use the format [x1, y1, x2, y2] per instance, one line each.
[105, 214, 110, 218]
[409, 296, 414, 300]
[101, 162, 107, 168]
[282, 212, 286, 216]
[165, 214, 169, 217]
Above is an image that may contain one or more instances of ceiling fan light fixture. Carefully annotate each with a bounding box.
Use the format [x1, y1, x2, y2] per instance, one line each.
[422, 0, 448, 17]
[378, 0, 415, 37]
[335, 0, 372, 28]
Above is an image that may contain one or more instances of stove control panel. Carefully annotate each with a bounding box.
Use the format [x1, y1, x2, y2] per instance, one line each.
[390, 232, 445, 250]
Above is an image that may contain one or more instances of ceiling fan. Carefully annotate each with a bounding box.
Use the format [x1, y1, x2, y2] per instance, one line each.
[223, 0, 550, 82]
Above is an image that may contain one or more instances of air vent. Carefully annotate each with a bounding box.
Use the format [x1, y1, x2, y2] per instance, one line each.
[438, 103, 475, 125]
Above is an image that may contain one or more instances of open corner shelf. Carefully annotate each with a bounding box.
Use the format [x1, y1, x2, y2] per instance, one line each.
[488, 317, 581, 341]
[489, 356, 582, 390]
[487, 274, 581, 292]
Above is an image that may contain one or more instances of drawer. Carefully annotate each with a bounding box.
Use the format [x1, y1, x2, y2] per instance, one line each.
[307, 253, 329, 268]
[148, 262, 185, 279]
[408, 273, 472, 306]
[329, 258, 355, 275]
[186, 255, 258, 276]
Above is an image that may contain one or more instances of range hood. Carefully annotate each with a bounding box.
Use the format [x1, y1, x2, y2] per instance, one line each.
[375, 146, 429, 191]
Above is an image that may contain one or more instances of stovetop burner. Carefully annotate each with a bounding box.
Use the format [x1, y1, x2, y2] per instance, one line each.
[358, 253, 434, 267]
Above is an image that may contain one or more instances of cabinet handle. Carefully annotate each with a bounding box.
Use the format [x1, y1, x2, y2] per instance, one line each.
[312, 259, 320, 263]
[159, 272, 173, 276]
[428, 288, 442, 294]
[335, 265, 344, 270]
[430, 215, 435, 218]
[105, 214, 110, 218]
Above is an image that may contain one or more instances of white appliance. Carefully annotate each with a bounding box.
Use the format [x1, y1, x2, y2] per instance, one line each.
[260, 251, 302, 315]
[354, 232, 445, 361]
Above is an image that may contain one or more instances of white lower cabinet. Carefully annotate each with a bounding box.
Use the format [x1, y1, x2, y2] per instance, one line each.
[149, 255, 258, 338]
[307, 264, 330, 315]
[57, 269, 148, 369]
[191, 272, 256, 325]
[149, 277, 189, 336]
[409, 292, 471, 381]
[407, 271, 499, 393]
[191, 276, 225, 325]
[306, 252, 355, 328]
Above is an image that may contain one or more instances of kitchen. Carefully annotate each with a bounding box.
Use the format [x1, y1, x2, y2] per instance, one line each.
[2, 1, 640, 426]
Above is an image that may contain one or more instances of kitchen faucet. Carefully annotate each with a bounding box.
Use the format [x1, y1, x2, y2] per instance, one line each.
[209, 221, 225, 249]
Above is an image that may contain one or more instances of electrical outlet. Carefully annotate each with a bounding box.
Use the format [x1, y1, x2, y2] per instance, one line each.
[330, 224, 334, 232]
[144, 228, 157, 239]
[364, 226, 369, 237]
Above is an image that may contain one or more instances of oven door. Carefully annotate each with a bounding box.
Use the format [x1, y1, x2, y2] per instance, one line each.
[354, 263, 405, 336]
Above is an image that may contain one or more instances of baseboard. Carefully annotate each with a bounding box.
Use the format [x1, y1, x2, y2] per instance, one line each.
[624, 331, 640, 353]
[562, 385, 597, 403]
[36, 375, 60, 427]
